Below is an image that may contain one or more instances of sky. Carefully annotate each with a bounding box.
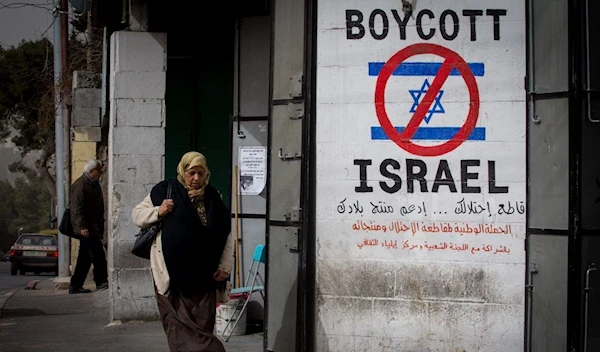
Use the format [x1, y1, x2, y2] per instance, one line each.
[0, 0, 54, 47]
[0, 0, 54, 182]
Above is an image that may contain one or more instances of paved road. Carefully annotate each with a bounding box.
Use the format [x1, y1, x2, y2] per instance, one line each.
[0, 278, 264, 352]
[0, 262, 53, 295]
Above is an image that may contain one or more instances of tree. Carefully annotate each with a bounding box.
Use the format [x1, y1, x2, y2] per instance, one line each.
[0, 177, 51, 252]
[11, 177, 52, 231]
[0, 27, 103, 198]
[0, 39, 56, 196]
[0, 180, 17, 251]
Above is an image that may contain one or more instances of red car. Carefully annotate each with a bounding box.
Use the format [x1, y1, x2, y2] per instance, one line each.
[9, 233, 59, 276]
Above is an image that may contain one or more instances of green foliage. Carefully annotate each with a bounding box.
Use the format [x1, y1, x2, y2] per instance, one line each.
[0, 33, 103, 198]
[0, 34, 102, 154]
[0, 39, 55, 154]
[0, 180, 17, 251]
[0, 177, 52, 252]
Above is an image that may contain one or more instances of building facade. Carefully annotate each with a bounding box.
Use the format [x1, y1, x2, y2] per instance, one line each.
[71, 0, 600, 350]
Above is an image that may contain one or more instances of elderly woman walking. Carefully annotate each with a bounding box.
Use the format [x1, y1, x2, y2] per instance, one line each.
[132, 151, 232, 352]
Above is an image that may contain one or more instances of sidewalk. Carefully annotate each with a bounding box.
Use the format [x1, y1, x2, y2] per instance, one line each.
[0, 278, 263, 352]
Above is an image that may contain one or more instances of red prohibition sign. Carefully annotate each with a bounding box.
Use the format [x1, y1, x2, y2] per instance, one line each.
[374, 43, 480, 157]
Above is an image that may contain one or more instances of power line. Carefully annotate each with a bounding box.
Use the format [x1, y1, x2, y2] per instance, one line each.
[0, 1, 52, 10]
[38, 14, 57, 38]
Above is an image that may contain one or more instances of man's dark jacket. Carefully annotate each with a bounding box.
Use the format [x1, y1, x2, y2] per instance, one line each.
[70, 173, 105, 238]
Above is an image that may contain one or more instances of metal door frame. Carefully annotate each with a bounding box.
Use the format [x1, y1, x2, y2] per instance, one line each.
[264, 1, 274, 350]
[264, 0, 316, 349]
[567, 0, 585, 350]
[297, 0, 317, 350]
[524, 0, 584, 351]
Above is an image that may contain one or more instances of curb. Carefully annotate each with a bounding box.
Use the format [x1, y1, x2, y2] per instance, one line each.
[24, 280, 40, 290]
[53, 277, 71, 291]
[0, 288, 19, 320]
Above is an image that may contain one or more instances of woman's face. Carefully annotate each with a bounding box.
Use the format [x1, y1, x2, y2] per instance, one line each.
[184, 165, 206, 189]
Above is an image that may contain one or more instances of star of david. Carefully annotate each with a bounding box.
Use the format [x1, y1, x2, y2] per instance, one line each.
[409, 79, 445, 124]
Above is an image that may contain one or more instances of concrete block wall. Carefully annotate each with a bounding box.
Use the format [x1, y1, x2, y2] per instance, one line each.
[70, 71, 103, 273]
[108, 31, 167, 321]
[72, 71, 102, 178]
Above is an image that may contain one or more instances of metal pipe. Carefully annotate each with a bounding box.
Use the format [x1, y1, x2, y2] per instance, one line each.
[101, 27, 108, 124]
[524, 1, 535, 347]
[234, 165, 241, 289]
[526, 0, 538, 124]
[53, 0, 68, 277]
[60, 0, 70, 261]
[231, 18, 240, 290]
[235, 19, 245, 139]
[525, 264, 538, 352]
[584, 264, 597, 352]
[60, 0, 68, 70]
[584, 0, 598, 123]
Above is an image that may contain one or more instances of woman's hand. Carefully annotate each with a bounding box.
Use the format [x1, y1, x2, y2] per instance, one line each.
[213, 269, 229, 282]
[158, 199, 174, 217]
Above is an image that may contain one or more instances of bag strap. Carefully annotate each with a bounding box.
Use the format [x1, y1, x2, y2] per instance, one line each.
[156, 182, 174, 226]
[166, 181, 173, 199]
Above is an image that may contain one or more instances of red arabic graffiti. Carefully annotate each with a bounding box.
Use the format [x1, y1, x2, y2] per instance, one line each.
[357, 239, 511, 255]
[351, 220, 513, 236]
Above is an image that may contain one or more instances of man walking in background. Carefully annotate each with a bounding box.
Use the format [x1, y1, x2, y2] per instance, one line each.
[69, 159, 108, 294]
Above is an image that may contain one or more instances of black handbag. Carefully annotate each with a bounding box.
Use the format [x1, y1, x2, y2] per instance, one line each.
[131, 182, 172, 259]
[58, 207, 83, 240]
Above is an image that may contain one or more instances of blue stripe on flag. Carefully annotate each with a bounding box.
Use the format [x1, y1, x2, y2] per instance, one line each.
[370, 127, 486, 141]
[368, 62, 485, 77]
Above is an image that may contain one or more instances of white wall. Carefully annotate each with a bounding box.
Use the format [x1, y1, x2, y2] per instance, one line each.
[108, 31, 167, 321]
[315, 1, 526, 350]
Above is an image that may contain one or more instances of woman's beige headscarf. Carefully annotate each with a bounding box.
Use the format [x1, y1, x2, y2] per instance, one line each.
[177, 151, 211, 225]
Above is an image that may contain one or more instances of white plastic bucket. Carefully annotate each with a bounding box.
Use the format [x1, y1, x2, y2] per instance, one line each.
[215, 298, 247, 337]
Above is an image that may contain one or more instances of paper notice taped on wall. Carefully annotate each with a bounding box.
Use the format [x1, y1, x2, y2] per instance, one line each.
[238, 146, 267, 195]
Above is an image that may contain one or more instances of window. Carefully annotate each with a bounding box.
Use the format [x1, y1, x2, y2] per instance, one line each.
[17, 234, 57, 246]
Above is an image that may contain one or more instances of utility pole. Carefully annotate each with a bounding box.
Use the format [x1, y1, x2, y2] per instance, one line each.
[54, 0, 69, 278]
[87, 8, 92, 70]
[61, 0, 70, 197]
[61, 0, 71, 277]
